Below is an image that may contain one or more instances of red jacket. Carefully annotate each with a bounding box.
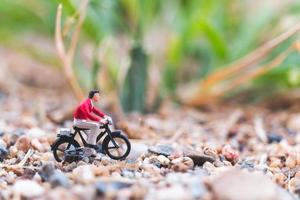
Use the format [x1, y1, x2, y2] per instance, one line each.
[74, 99, 105, 122]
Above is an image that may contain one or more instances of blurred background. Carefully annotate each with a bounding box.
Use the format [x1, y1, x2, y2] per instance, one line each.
[1, 0, 300, 120]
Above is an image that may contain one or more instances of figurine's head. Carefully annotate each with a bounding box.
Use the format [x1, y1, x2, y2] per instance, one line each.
[89, 90, 100, 102]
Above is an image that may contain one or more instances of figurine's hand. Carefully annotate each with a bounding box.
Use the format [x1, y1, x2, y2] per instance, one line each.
[105, 116, 113, 125]
[100, 118, 108, 124]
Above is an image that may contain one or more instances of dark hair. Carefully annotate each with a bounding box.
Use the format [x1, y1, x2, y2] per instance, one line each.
[88, 90, 100, 99]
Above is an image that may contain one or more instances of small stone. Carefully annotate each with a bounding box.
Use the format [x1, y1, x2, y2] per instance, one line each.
[285, 156, 297, 168]
[148, 144, 175, 156]
[289, 177, 300, 197]
[13, 180, 44, 198]
[31, 138, 45, 152]
[39, 163, 56, 181]
[149, 156, 162, 168]
[121, 169, 135, 179]
[95, 181, 132, 197]
[49, 172, 70, 188]
[239, 160, 255, 171]
[0, 138, 6, 148]
[72, 165, 95, 184]
[15, 135, 31, 152]
[127, 142, 148, 161]
[221, 145, 239, 162]
[186, 154, 215, 166]
[269, 157, 282, 168]
[39, 163, 69, 187]
[100, 156, 111, 165]
[22, 168, 36, 179]
[8, 146, 18, 158]
[273, 173, 286, 187]
[0, 145, 8, 161]
[267, 133, 283, 143]
[157, 155, 170, 166]
[203, 161, 217, 174]
[203, 146, 218, 159]
[64, 162, 77, 171]
[171, 157, 194, 172]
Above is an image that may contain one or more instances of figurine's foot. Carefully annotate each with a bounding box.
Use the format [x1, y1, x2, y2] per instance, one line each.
[86, 144, 105, 154]
[83, 147, 97, 157]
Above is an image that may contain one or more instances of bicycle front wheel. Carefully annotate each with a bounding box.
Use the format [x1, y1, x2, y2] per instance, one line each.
[103, 135, 131, 160]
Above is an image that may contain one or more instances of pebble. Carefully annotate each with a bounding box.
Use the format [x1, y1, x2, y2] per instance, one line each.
[39, 163, 70, 187]
[13, 180, 44, 198]
[221, 145, 240, 162]
[171, 157, 194, 172]
[157, 155, 170, 166]
[239, 160, 255, 171]
[203, 161, 217, 174]
[121, 169, 135, 179]
[39, 163, 56, 181]
[289, 177, 300, 197]
[186, 154, 215, 166]
[49, 171, 70, 188]
[0, 145, 8, 161]
[31, 138, 45, 152]
[15, 135, 31, 152]
[148, 144, 175, 156]
[285, 156, 297, 168]
[127, 142, 148, 161]
[267, 133, 283, 143]
[22, 168, 36, 179]
[72, 165, 95, 184]
[95, 181, 132, 197]
[209, 169, 278, 200]
[0, 138, 6, 148]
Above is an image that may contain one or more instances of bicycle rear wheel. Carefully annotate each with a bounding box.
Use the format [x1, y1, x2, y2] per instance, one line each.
[52, 138, 80, 162]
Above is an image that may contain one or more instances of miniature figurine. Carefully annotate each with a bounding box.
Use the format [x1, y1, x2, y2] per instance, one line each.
[51, 90, 131, 162]
[73, 90, 108, 153]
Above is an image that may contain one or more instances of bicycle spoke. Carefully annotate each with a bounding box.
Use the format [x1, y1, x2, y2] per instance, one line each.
[57, 148, 65, 152]
[107, 137, 128, 157]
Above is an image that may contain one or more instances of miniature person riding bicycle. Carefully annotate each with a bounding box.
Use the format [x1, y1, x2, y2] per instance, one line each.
[73, 90, 111, 155]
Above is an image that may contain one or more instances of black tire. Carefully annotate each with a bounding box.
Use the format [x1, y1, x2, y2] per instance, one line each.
[103, 135, 131, 160]
[52, 138, 80, 162]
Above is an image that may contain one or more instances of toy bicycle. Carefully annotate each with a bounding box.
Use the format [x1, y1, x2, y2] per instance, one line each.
[51, 118, 131, 162]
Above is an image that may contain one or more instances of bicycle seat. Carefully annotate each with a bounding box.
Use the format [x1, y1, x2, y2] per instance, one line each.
[73, 126, 90, 131]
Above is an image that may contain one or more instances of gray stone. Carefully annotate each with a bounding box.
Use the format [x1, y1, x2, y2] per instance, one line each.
[95, 181, 132, 197]
[49, 171, 70, 188]
[0, 145, 8, 161]
[38, 163, 69, 187]
[148, 144, 175, 156]
[127, 142, 148, 160]
[186, 154, 215, 166]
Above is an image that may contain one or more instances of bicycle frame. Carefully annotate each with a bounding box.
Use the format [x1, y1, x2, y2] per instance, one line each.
[72, 123, 119, 148]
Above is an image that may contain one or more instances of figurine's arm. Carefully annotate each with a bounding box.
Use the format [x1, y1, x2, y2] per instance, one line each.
[92, 107, 105, 118]
[83, 101, 101, 122]
[87, 113, 101, 122]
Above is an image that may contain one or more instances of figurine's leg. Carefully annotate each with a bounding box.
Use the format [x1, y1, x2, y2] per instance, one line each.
[74, 121, 99, 145]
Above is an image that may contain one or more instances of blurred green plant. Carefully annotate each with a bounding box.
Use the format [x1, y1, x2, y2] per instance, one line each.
[1, 0, 300, 111]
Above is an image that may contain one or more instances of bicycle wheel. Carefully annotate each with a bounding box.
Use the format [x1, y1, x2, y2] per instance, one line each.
[103, 135, 131, 160]
[52, 138, 80, 162]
